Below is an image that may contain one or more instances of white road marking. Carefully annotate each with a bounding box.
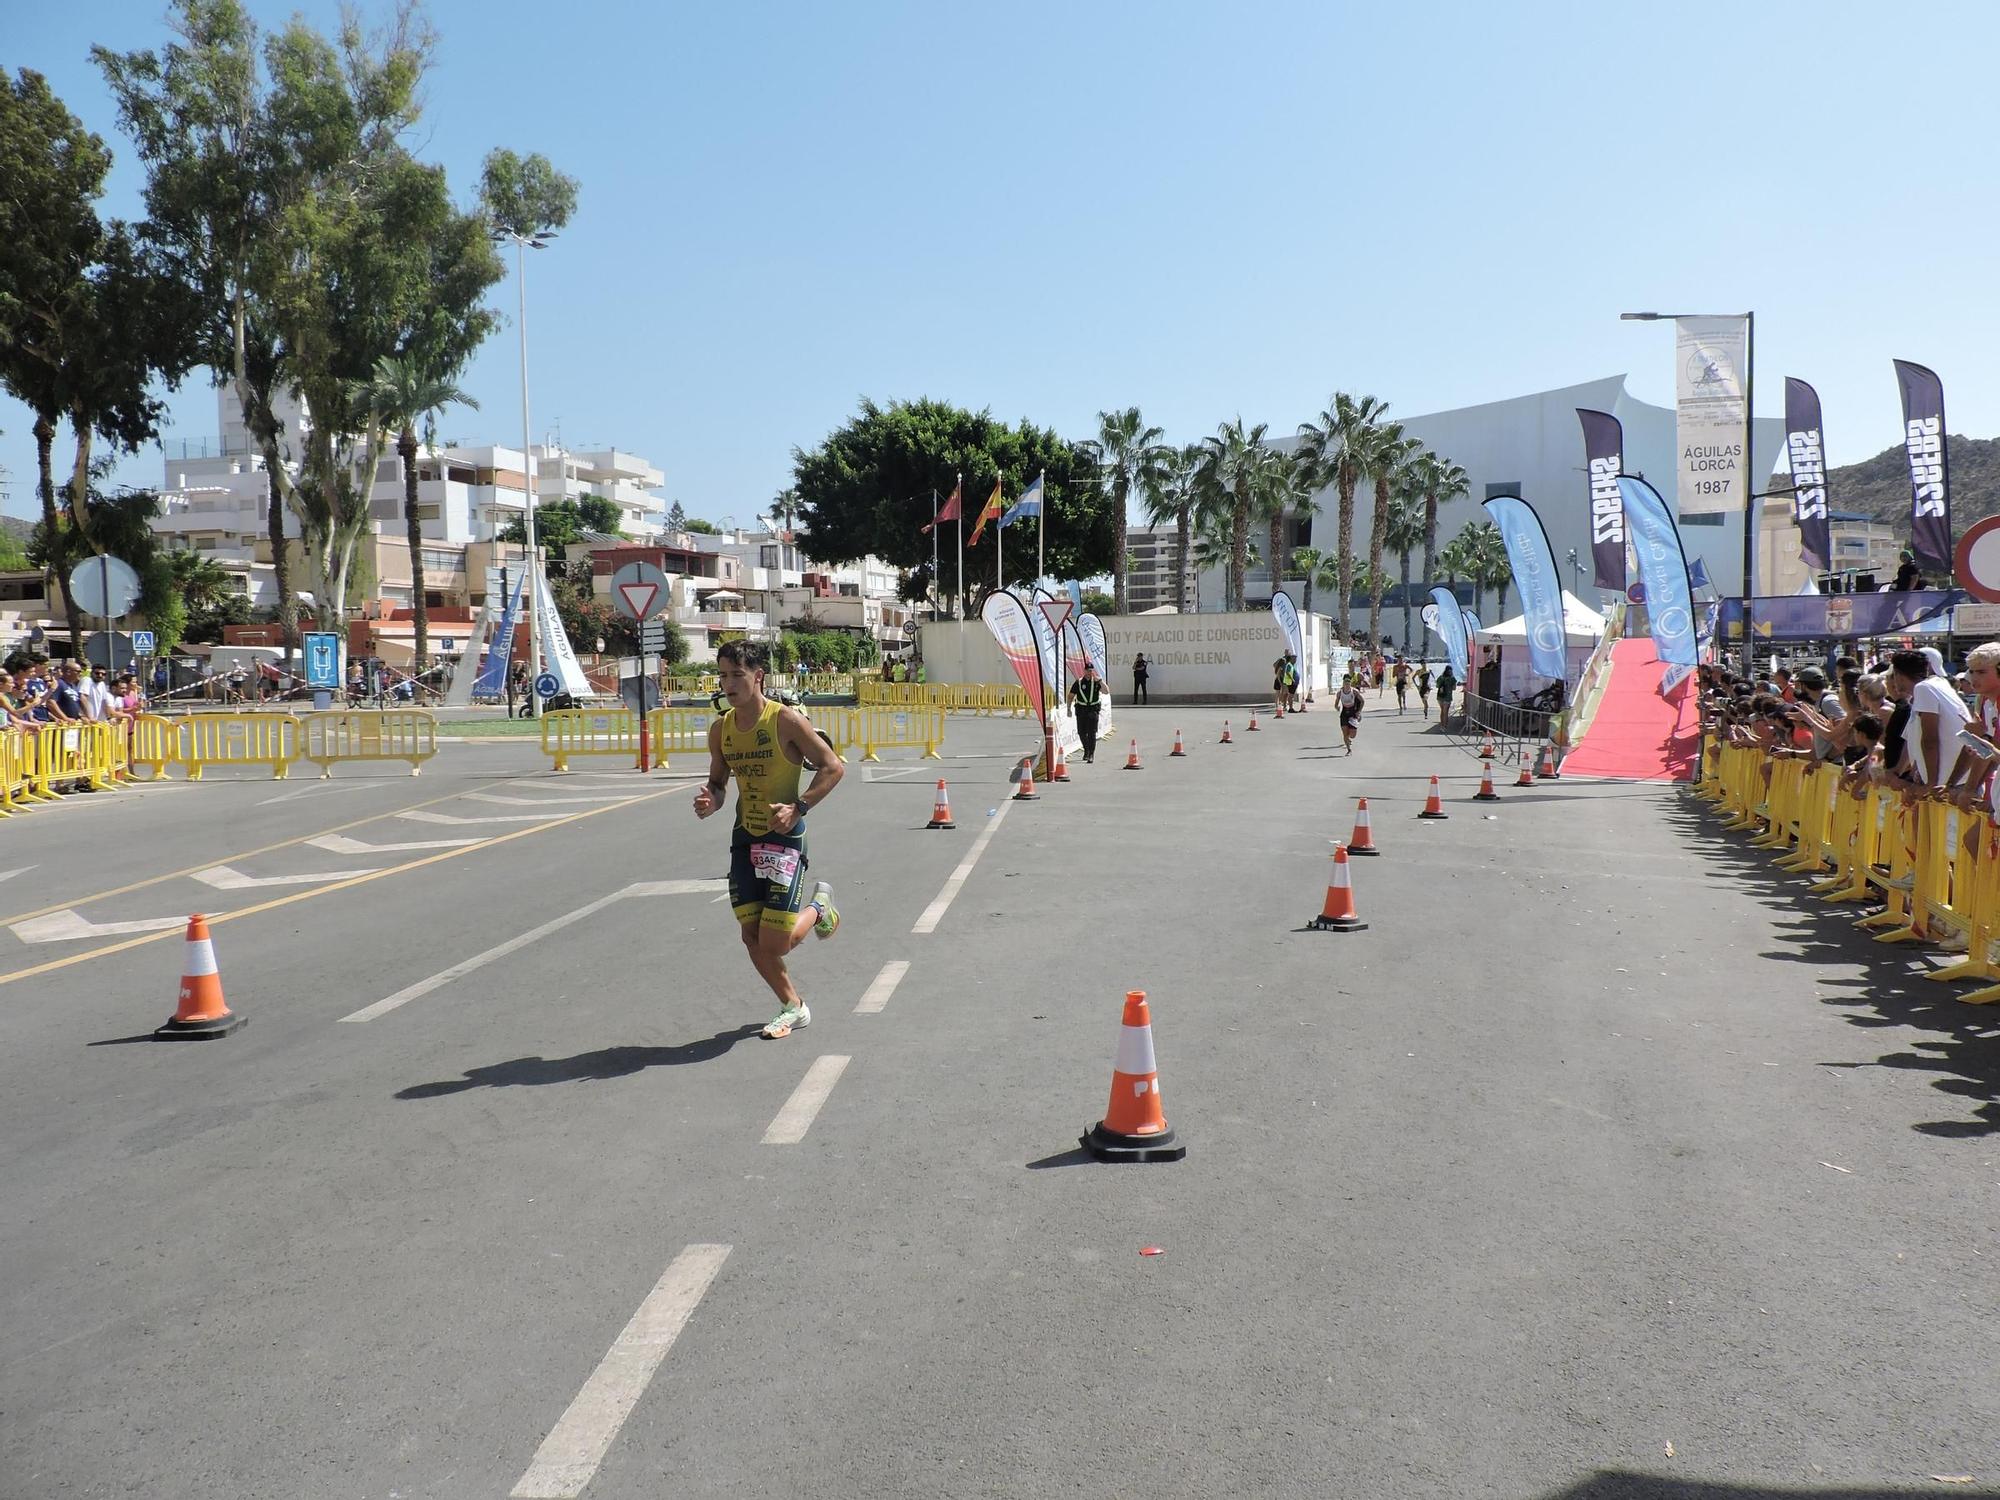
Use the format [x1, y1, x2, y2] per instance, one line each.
[307, 832, 485, 855]
[338, 880, 727, 1022]
[508, 1243, 732, 1500]
[0, 866, 36, 884]
[761, 1054, 851, 1144]
[397, 807, 574, 826]
[255, 783, 374, 807]
[192, 863, 382, 890]
[854, 960, 910, 1014]
[462, 790, 639, 806]
[861, 765, 922, 782]
[12, 909, 203, 944]
[912, 798, 1010, 934]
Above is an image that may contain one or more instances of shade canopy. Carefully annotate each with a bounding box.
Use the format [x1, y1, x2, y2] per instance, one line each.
[1471, 590, 1607, 647]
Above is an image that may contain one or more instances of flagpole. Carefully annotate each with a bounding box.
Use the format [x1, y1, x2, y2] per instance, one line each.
[954, 471, 963, 619]
[930, 487, 939, 625]
[1036, 467, 1046, 586]
[997, 481, 1004, 594]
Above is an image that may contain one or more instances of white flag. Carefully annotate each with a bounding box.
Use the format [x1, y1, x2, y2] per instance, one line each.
[1674, 316, 1750, 514]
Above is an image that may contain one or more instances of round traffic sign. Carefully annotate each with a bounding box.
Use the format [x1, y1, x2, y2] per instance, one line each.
[1955, 515, 2000, 603]
[610, 561, 670, 622]
[534, 672, 560, 698]
[68, 555, 142, 618]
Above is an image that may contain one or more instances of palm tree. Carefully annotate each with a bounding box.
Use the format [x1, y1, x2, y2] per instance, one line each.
[1289, 545, 1338, 616]
[1256, 449, 1316, 605]
[1435, 534, 1473, 601]
[1189, 501, 1234, 611]
[1199, 417, 1268, 610]
[1139, 444, 1204, 612]
[1296, 392, 1391, 637]
[768, 487, 802, 540]
[1457, 520, 1512, 620]
[1420, 456, 1468, 592]
[1089, 408, 1168, 614]
[1365, 430, 1420, 648]
[359, 355, 477, 670]
[168, 548, 238, 612]
[1382, 483, 1427, 652]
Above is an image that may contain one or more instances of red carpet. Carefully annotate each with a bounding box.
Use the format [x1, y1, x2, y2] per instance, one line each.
[1561, 638, 1699, 782]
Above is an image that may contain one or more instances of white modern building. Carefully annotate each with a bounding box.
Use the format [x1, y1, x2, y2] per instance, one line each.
[156, 386, 669, 614]
[1167, 375, 1799, 632]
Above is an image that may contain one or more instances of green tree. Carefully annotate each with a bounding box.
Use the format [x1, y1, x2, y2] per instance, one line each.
[0, 69, 198, 651]
[28, 484, 190, 654]
[681, 517, 720, 535]
[1415, 453, 1468, 593]
[101, 2, 504, 631]
[1365, 431, 1420, 647]
[1258, 448, 1315, 605]
[1290, 545, 1338, 617]
[1138, 443, 1202, 613]
[479, 148, 579, 243]
[1455, 520, 1512, 620]
[665, 499, 687, 531]
[1198, 417, 1268, 611]
[767, 487, 802, 538]
[1079, 588, 1115, 616]
[1188, 501, 1233, 611]
[576, 494, 622, 535]
[1085, 407, 1167, 614]
[791, 396, 1113, 608]
[1296, 393, 1392, 634]
[356, 353, 476, 670]
[500, 498, 586, 548]
[1382, 482, 1427, 651]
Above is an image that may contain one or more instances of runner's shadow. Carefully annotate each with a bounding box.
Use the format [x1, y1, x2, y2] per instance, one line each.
[394, 1023, 763, 1099]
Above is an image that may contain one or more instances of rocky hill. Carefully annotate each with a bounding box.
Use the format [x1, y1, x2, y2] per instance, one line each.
[1819, 434, 2000, 529]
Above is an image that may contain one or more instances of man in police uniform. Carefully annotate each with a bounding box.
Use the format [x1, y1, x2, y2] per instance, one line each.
[1068, 663, 1107, 763]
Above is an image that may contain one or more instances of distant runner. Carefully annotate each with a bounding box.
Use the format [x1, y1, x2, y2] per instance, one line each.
[1415, 663, 1432, 714]
[1392, 658, 1410, 714]
[1337, 673, 1364, 755]
[694, 641, 845, 1039]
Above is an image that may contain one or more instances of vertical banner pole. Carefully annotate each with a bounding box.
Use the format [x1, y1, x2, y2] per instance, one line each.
[1741, 311, 1756, 675]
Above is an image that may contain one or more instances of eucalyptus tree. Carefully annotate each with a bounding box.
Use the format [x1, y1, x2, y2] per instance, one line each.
[1296, 392, 1392, 635]
[1087, 407, 1168, 613]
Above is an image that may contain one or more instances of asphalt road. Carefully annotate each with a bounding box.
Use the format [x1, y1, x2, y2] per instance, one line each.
[1, 696, 1995, 1499]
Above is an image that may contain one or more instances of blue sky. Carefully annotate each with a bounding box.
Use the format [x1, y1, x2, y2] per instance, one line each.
[7, 0, 1999, 528]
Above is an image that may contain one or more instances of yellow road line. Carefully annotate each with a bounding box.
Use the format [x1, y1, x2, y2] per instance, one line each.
[0, 787, 682, 989]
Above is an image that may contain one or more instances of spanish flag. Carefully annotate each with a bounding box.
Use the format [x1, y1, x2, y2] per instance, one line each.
[967, 478, 1004, 546]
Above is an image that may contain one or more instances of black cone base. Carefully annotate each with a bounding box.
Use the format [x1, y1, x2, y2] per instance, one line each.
[927, 818, 955, 829]
[1081, 1122, 1186, 1163]
[1308, 914, 1369, 931]
[1418, 810, 1449, 820]
[1474, 792, 1500, 802]
[1348, 843, 1380, 855]
[154, 1012, 247, 1041]
[1013, 790, 1039, 801]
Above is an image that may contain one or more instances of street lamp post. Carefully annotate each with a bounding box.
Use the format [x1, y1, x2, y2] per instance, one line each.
[1621, 310, 1756, 673]
[495, 227, 554, 714]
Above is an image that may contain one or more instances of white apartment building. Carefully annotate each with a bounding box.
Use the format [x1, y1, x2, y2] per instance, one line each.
[156, 385, 668, 614]
[1124, 524, 1180, 612]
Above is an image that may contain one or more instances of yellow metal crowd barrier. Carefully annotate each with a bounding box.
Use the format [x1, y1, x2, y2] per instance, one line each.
[300, 711, 438, 778]
[847, 704, 943, 761]
[542, 708, 643, 772]
[1700, 731, 2000, 1002]
[857, 680, 1033, 717]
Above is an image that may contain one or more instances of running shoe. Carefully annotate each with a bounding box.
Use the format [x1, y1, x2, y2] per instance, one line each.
[762, 1003, 810, 1039]
[811, 881, 840, 940]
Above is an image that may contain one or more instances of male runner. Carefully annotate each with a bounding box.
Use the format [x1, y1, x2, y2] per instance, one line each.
[694, 640, 845, 1038]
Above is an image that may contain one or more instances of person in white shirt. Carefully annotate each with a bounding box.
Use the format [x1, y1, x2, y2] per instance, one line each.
[1889, 648, 1971, 789]
[82, 666, 116, 722]
[1946, 642, 2000, 816]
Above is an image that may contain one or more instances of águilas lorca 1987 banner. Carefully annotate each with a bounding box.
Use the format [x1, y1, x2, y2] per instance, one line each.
[1895, 359, 1952, 571]
[1783, 378, 1831, 573]
[1674, 317, 1749, 514]
[1576, 408, 1625, 591]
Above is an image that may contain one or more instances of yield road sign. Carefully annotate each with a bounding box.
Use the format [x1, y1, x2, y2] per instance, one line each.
[131, 629, 157, 655]
[304, 632, 341, 689]
[611, 561, 669, 622]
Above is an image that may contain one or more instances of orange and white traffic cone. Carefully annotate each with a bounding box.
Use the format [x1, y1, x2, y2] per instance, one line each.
[1479, 734, 1496, 760]
[1013, 756, 1039, 801]
[1049, 736, 1070, 783]
[1247, 710, 1260, 732]
[1275, 703, 1285, 720]
[1348, 796, 1380, 855]
[1537, 742, 1562, 780]
[1080, 990, 1186, 1163]
[1515, 759, 1535, 788]
[1170, 728, 1186, 757]
[1219, 720, 1233, 744]
[1418, 774, 1449, 819]
[1473, 763, 1500, 801]
[1123, 738, 1143, 771]
[927, 778, 956, 829]
[1308, 843, 1369, 931]
[155, 914, 245, 1040]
